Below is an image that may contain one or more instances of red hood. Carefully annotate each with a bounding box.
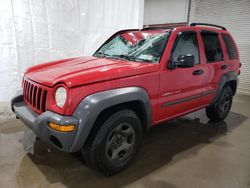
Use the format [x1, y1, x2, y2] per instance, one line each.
[25, 56, 159, 87]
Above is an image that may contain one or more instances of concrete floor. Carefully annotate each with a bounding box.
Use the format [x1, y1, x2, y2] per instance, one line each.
[0, 95, 250, 188]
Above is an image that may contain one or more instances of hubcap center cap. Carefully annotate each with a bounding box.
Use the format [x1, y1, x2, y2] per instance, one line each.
[112, 134, 125, 147]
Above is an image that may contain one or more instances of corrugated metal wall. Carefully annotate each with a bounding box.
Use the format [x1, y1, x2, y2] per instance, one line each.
[144, 0, 189, 25]
[189, 0, 250, 94]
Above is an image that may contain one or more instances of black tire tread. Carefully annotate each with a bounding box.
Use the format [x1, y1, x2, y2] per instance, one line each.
[206, 85, 233, 122]
[82, 109, 142, 176]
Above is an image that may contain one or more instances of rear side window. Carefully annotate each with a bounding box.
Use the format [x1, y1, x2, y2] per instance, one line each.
[201, 32, 223, 63]
[222, 34, 237, 60]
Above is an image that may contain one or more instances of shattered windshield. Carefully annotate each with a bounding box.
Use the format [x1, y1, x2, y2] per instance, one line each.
[94, 31, 170, 63]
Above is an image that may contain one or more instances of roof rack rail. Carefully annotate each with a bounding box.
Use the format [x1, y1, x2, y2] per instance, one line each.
[142, 26, 171, 30]
[190, 23, 227, 31]
[142, 22, 188, 31]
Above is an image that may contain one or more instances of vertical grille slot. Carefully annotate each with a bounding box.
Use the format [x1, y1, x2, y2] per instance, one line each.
[29, 83, 32, 103]
[33, 86, 37, 107]
[27, 83, 31, 103]
[30, 85, 34, 104]
[37, 88, 42, 110]
[41, 90, 47, 112]
[23, 81, 28, 99]
[23, 79, 47, 113]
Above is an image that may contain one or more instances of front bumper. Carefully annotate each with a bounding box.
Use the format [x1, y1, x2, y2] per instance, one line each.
[11, 93, 79, 152]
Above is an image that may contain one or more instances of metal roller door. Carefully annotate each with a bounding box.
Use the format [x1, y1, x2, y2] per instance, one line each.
[189, 0, 250, 94]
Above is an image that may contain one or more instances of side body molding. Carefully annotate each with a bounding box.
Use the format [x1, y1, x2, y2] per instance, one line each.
[210, 71, 238, 105]
[70, 87, 152, 152]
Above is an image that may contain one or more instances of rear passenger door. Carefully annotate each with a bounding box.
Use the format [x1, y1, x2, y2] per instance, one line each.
[199, 31, 227, 104]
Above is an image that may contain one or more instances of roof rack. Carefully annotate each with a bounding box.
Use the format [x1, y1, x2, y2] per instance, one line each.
[190, 23, 227, 31]
[142, 22, 188, 31]
[142, 26, 171, 30]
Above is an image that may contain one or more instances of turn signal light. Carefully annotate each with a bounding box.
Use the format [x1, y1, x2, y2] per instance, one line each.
[48, 122, 75, 132]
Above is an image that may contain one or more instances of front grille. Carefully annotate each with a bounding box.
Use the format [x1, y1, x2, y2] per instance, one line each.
[23, 79, 47, 113]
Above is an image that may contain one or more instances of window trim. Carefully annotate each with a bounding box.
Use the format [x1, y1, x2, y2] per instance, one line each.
[170, 30, 200, 66]
[200, 31, 224, 63]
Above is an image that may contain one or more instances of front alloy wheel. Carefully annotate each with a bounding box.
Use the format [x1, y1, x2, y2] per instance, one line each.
[82, 109, 143, 176]
[105, 123, 136, 163]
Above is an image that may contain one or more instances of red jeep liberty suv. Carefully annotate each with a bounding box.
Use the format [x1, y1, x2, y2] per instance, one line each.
[11, 23, 240, 175]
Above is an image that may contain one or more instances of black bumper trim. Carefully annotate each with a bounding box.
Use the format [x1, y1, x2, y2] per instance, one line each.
[12, 94, 79, 152]
[11, 91, 23, 112]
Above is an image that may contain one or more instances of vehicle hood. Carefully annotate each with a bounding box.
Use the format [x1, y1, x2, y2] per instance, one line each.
[25, 56, 159, 87]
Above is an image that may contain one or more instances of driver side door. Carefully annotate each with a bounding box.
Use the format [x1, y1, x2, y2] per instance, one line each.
[157, 31, 205, 122]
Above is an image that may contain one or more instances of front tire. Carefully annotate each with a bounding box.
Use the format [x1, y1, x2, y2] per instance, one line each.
[206, 85, 233, 122]
[82, 109, 143, 176]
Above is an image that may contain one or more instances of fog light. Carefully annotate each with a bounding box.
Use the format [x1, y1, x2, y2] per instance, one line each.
[48, 122, 75, 132]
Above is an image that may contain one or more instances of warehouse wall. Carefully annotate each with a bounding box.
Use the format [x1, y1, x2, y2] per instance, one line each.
[144, 0, 189, 25]
[0, 0, 144, 115]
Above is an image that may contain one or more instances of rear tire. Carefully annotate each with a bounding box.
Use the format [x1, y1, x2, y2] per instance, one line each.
[82, 109, 143, 176]
[206, 85, 233, 122]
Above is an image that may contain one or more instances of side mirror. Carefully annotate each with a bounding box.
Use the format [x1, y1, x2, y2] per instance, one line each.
[168, 54, 195, 69]
[176, 54, 195, 68]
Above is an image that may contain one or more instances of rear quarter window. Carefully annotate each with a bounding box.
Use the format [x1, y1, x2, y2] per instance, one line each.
[222, 34, 237, 60]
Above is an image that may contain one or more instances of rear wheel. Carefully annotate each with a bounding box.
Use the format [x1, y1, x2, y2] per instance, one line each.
[82, 109, 143, 176]
[206, 85, 233, 122]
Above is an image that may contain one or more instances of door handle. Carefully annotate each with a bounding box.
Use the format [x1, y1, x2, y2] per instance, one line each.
[193, 69, 204, 75]
[221, 64, 228, 70]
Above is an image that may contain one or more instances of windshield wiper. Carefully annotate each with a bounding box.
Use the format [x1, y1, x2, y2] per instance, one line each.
[95, 52, 112, 58]
[95, 52, 121, 60]
[95, 52, 153, 63]
[110, 54, 148, 62]
[112, 54, 129, 60]
[126, 56, 153, 63]
[113, 54, 154, 63]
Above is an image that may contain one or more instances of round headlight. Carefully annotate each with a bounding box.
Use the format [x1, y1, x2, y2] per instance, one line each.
[55, 87, 67, 108]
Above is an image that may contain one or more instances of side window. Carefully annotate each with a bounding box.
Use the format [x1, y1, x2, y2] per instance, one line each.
[172, 32, 200, 65]
[222, 34, 237, 60]
[201, 32, 223, 63]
